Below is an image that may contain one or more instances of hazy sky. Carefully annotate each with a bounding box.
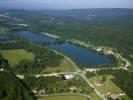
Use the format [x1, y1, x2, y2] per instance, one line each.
[0, 0, 133, 9]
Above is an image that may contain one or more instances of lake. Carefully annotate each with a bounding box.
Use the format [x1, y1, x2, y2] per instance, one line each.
[0, 35, 10, 40]
[15, 31, 113, 67]
[15, 31, 56, 43]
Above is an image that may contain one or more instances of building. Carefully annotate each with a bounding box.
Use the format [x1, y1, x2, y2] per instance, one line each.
[38, 89, 46, 95]
[106, 92, 126, 100]
[64, 74, 74, 80]
[0, 68, 4, 71]
[69, 86, 78, 91]
[16, 75, 24, 79]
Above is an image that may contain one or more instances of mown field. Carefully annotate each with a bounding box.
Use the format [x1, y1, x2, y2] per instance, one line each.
[38, 96, 87, 100]
[42, 58, 76, 73]
[0, 49, 34, 66]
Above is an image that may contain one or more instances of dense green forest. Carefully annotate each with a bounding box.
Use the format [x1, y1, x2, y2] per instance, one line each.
[0, 54, 36, 100]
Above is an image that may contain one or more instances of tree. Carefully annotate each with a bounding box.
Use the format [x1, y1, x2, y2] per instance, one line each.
[101, 75, 106, 82]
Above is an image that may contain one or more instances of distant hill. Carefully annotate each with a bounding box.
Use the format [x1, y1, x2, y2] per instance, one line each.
[40, 8, 133, 17]
[1, 8, 133, 17]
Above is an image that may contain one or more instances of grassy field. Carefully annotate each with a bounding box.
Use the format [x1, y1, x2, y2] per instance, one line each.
[41, 58, 76, 73]
[89, 92, 102, 100]
[0, 49, 34, 66]
[38, 96, 87, 100]
[90, 75, 123, 94]
[0, 27, 9, 34]
[89, 75, 131, 99]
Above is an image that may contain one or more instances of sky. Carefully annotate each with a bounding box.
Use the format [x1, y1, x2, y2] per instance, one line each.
[0, 0, 133, 10]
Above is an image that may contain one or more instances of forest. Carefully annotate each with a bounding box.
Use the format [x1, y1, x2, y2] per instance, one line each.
[0, 54, 36, 100]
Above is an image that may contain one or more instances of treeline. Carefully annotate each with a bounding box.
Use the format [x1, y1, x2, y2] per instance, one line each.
[24, 75, 69, 94]
[24, 75, 93, 94]
[0, 40, 64, 74]
[0, 54, 36, 100]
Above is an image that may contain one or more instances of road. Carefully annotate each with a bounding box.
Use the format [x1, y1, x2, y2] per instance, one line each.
[46, 47, 107, 99]
[80, 73, 106, 100]
[17, 42, 107, 100]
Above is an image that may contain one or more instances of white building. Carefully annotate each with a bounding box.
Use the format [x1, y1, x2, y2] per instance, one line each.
[64, 74, 74, 80]
[0, 68, 4, 71]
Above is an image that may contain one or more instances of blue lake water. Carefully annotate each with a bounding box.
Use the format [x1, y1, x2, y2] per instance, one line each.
[15, 31, 55, 43]
[0, 35, 10, 40]
[15, 31, 113, 67]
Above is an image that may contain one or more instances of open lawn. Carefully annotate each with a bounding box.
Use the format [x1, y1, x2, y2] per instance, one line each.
[90, 75, 123, 94]
[0, 49, 34, 66]
[42, 58, 76, 73]
[38, 96, 87, 100]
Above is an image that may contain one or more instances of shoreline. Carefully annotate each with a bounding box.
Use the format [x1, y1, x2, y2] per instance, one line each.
[40, 32, 60, 39]
[68, 39, 130, 70]
[38, 31, 130, 70]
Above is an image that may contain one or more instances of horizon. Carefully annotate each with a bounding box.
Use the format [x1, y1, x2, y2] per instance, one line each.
[0, 0, 133, 10]
[1, 8, 133, 11]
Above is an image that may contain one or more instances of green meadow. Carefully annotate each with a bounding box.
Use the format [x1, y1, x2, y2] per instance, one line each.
[0, 49, 34, 67]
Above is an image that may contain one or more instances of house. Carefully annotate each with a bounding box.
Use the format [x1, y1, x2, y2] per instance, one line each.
[96, 48, 102, 52]
[110, 94, 120, 100]
[69, 86, 78, 91]
[16, 75, 24, 79]
[64, 74, 74, 80]
[106, 92, 126, 100]
[38, 89, 46, 95]
[32, 89, 37, 94]
[0, 68, 4, 71]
